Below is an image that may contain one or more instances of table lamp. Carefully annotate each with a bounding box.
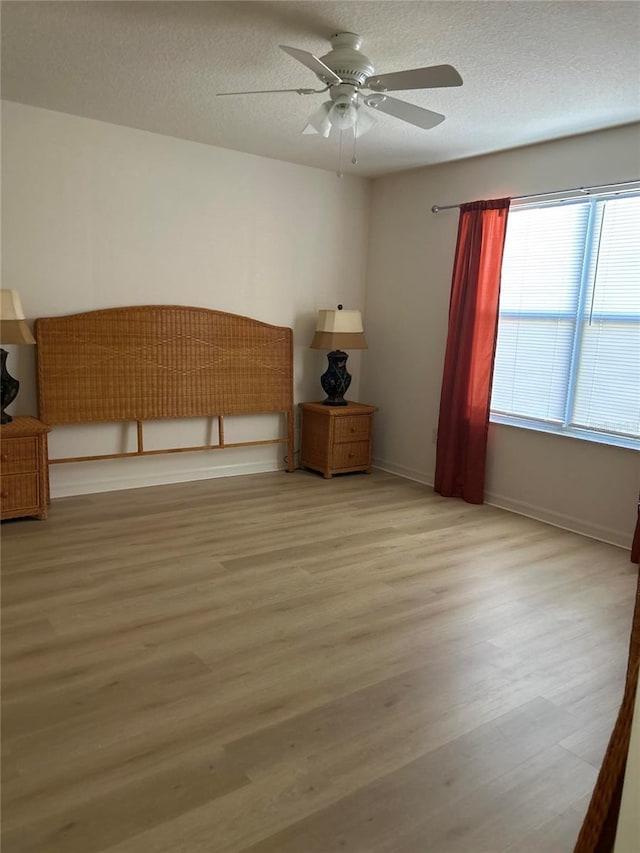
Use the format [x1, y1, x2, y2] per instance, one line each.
[0, 290, 36, 424]
[310, 305, 367, 406]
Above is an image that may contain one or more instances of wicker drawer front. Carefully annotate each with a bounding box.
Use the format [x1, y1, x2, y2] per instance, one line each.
[1, 437, 39, 474]
[1, 473, 40, 512]
[334, 416, 371, 443]
[332, 441, 370, 469]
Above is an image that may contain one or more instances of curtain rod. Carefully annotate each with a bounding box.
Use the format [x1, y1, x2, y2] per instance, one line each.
[430, 178, 640, 213]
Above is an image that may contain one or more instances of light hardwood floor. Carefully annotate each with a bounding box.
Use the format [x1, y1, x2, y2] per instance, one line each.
[1, 469, 637, 853]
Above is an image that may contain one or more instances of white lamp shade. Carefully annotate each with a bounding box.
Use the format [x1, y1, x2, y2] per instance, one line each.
[315, 309, 363, 334]
[310, 309, 367, 350]
[0, 290, 36, 345]
[304, 100, 376, 140]
[303, 102, 332, 138]
[355, 106, 378, 138]
[328, 98, 358, 131]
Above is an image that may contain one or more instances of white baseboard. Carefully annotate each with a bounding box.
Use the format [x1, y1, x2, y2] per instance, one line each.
[484, 489, 632, 551]
[50, 460, 283, 499]
[372, 457, 434, 487]
[372, 457, 632, 551]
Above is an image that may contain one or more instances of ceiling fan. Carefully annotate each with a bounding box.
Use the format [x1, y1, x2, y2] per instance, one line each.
[217, 32, 463, 144]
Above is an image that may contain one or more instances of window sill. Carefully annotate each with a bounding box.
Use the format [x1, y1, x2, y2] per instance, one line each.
[490, 413, 640, 452]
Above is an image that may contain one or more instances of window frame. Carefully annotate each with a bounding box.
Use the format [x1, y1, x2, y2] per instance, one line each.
[489, 190, 640, 452]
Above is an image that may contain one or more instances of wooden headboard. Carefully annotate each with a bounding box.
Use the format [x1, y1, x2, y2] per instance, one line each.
[35, 305, 295, 471]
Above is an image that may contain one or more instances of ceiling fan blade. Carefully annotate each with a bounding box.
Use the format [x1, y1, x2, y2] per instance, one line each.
[280, 45, 342, 85]
[365, 64, 463, 92]
[216, 87, 318, 96]
[366, 95, 445, 129]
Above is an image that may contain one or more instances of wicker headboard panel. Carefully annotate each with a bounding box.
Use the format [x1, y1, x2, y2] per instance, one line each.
[35, 305, 295, 470]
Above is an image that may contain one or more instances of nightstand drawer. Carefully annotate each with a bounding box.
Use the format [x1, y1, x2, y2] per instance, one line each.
[1, 437, 39, 474]
[334, 416, 371, 443]
[1, 473, 40, 512]
[331, 441, 370, 469]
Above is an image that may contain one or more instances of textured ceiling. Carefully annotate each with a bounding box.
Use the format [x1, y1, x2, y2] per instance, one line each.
[2, 1, 640, 177]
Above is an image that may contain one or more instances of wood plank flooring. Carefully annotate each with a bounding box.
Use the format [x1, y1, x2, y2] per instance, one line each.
[1, 469, 637, 853]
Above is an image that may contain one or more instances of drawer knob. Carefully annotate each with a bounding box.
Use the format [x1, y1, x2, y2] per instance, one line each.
[350, 426, 357, 433]
[1, 455, 7, 462]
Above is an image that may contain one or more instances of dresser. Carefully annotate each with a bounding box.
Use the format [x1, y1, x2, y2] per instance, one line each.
[0, 417, 50, 520]
[299, 401, 377, 478]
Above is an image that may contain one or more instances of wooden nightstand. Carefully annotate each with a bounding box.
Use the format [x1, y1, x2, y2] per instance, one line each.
[0, 417, 50, 520]
[299, 401, 377, 478]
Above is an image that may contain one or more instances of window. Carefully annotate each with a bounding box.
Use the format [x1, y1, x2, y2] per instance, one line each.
[490, 191, 640, 449]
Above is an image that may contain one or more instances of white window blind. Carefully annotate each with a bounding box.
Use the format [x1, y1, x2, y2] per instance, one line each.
[491, 192, 640, 447]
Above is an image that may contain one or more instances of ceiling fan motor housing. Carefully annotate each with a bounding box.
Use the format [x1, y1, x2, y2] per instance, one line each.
[319, 32, 374, 87]
[329, 83, 359, 107]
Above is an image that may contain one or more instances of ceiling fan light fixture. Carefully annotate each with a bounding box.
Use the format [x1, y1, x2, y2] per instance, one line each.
[328, 97, 358, 131]
[304, 101, 332, 137]
[354, 105, 378, 138]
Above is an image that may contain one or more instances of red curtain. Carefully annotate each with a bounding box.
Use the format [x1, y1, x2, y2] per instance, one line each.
[434, 198, 511, 504]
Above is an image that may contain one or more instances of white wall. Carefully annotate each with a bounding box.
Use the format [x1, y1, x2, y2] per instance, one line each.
[2, 103, 637, 547]
[362, 124, 640, 549]
[1, 101, 371, 496]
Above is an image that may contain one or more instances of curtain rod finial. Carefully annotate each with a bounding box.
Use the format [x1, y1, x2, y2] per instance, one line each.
[431, 205, 440, 213]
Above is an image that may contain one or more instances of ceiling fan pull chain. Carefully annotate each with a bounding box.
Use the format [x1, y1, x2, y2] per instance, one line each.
[337, 130, 345, 178]
[352, 119, 358, 165]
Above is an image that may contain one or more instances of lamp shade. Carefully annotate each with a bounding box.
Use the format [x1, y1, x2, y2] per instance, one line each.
[303, 101, 332, 138]
[310, 309, 367, 351]
[328, 98, 358, 131]
[354, 106, 378, 138]
[0, 290, 36, 345]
